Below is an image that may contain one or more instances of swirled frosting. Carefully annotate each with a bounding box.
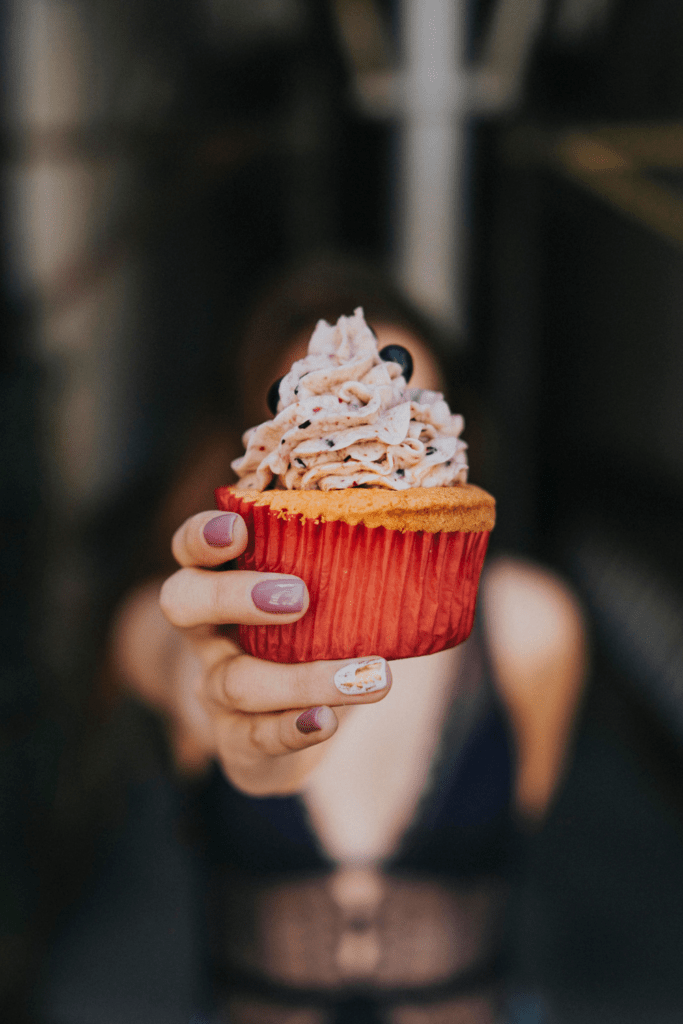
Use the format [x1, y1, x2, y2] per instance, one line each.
[231, 308, 468, 491]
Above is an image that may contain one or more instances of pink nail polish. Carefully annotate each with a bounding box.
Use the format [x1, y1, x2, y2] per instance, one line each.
[252, 578, 305, 613]
[296, 707, 324, 734]
[203, 513, 238, 547]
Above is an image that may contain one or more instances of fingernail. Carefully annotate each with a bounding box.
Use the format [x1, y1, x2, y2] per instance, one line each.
[296, 707, 324, 734]
[251, 578, 305, 613]
[333, 658, 389, 696]
[203, 513, 238, 547]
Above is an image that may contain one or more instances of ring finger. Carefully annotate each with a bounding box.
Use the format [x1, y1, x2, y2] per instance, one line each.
[207, 653, 392, 714]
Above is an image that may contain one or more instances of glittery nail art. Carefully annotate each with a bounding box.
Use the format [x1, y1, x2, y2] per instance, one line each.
[333, 658, 388, 696]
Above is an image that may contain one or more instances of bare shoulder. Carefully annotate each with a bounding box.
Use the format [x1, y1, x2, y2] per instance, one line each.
[481, 555, 588, 818]
[482, 555, 586, 674]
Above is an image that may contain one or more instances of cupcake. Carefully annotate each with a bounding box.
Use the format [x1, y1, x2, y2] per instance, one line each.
[216, 308, 495, 663]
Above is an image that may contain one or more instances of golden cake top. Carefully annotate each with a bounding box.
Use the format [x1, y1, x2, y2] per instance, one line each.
[219, 483, 495, 533]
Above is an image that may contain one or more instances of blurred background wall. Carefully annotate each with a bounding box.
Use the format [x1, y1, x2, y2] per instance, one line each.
[2, 1, 683, 1021]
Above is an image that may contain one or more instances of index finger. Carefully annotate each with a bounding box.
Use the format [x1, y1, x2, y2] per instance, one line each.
[172, 511, 249, 568]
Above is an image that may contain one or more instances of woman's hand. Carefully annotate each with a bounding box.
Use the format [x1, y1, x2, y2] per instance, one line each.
[114, 511, 391, 795]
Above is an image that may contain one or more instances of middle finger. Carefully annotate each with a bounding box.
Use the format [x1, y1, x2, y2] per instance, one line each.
[160, 567, 309, 628]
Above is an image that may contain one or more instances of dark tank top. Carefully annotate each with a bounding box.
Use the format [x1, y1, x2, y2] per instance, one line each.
[194, 616, 517, 1024]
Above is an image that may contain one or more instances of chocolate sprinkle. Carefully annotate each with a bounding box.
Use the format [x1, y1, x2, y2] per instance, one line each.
[396, 469, 405, 477]
[426, 446, 436, 455]
[298, 420, 311, 429]
[326, 439, 335, 448]
[343, 455, 353, 462]
[295, 458, 306, 467]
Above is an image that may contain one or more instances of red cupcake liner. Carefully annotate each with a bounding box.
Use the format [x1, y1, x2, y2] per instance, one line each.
[216, 488, 490, 663]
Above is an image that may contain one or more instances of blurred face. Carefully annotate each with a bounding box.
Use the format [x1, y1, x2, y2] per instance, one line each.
[265, 323, 443, 422]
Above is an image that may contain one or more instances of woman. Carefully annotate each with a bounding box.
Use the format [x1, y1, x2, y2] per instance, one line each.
[112, 259, 587, 1022]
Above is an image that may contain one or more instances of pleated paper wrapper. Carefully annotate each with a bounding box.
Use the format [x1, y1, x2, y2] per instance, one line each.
[216, 487, 490, 663]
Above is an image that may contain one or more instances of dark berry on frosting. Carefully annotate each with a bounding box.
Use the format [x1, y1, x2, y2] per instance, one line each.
[396, 468, 405, 477]
[267, 377, 283, 415]
[379, 344, 413, 383]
